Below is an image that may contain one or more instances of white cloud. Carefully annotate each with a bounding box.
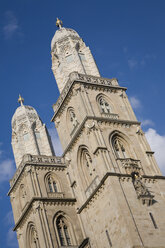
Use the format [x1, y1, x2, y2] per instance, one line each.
[145, 128, 165, 175]
[141, 119, 154, 127]
[0, 159, 15, 183]
[3, 11, 19, 39]
[4, 211, 14, 226]
[48, 127, 63, 156]
[4, 211, 18, 247]
[129, 96, 141, 110]
[6, 228, 18, 247]
[128, 59, 138, 69]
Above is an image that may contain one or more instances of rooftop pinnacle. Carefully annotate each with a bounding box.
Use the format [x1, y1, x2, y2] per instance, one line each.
[18, 94, 24, 106]
[56, 18, 63, 29]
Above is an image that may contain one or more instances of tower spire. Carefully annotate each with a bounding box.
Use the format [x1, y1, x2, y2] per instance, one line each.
[56, 18, 63, 29]
[18, 94, 24, 106]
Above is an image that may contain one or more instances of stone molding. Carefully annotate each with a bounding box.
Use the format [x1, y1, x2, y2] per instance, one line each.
[51, 72, 126, 121]
[77, 172, 165, 214]
[117, 158, 142, 174]
[62, 115, 140, 156]
[13, 197, 76, 231]
[8, 154, 66, 194]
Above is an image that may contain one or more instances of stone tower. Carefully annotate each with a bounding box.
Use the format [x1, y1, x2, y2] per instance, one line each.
[8, 19, 165, 248]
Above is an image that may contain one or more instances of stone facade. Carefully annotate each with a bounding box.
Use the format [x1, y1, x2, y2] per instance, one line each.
[8, 23, 165, 248]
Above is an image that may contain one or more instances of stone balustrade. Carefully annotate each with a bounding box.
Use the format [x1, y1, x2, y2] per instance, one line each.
[9, 154, 65, 189]
[117, 158, 142, 174]
[47, 192, 64, 199]
[101, 112, 119, 119]
[23, 154, 64, 164]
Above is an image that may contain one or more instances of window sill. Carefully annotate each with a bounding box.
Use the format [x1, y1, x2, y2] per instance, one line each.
[47, 192, 64, 198]
[101, 112, 119, 119]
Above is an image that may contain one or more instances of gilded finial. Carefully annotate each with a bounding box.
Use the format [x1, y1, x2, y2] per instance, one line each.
[56, 18, 63, 29]
[18, 94, 24, 106]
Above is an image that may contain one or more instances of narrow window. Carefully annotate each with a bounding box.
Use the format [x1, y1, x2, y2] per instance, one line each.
[69, 109, 78, 128]
[112, 137, 127, 159]
[47, 176, 58, 193]
[56, 216, 72, 246]
[65, 54, 73, 63]
[64, 225, 71, 245]
[149, 212, 158, 229]
[84, 151, 92, 168]
[106, 230, 112, 247]
[99, 97, 111, 114]
[53, 181, 57, 192]
[48, 178, 53, 192]
[57, 224, 65, 246]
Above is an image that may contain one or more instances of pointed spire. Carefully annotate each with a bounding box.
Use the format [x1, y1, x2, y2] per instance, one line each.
[18, 94, 24, 106]
[56, 18, 63, 29]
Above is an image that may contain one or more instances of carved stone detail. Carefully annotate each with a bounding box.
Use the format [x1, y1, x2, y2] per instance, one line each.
[136, 127, 144, 136]
[132, 173, 154, 206]
[118, 158, 142, 174]
[52, 72, 121, 118]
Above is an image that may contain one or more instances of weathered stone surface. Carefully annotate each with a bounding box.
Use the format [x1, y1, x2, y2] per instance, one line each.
[9, 23, 165, 248]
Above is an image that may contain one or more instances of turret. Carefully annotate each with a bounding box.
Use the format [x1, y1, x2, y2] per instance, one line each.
[11, 95, 54, 167]
[51, 18, 100, 92]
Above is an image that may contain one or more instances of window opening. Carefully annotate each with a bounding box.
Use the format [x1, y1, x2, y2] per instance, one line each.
[99, 97, 111, 114]
[84, 151, 92, 168]
[106, 230, 112, 247]
[56, 216, 72, 246]
[113, 138, 127, 158]
[149, 212, 158, 229]
[65, 54, 73, 63]
[69, 109, 78, 128]
[48, 176, 57, 193]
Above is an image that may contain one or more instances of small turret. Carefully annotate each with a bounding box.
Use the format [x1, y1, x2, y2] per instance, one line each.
[11, 95, 54, 168]
[51, 18, 100, 92]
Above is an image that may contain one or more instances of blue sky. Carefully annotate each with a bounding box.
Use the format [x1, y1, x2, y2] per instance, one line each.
[0, 0, 165, 247]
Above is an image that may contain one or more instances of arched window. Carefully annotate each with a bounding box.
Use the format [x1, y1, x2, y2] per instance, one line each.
[20, 184, 27, 210]
[98, 96, 111, 114]
[56, 216, 72, 246]
[81, 149, 92, 169]
[47, 175, 57, 193]
[78, 147, 95, 189]
[69, 108, 78, 128]
[112, 135, 127, 159]
[26, 223, 40, 248]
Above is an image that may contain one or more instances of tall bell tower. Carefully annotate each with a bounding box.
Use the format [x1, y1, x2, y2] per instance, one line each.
[9, 19, 165, 248]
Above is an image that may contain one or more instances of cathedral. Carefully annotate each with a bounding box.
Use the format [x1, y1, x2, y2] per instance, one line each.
[8, 18, 165, 248]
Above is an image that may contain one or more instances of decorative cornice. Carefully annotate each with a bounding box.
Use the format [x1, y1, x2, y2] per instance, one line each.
[13, 197, 76, 231]
[51, 72, 127, 121]
[62, 116, 140, 156]
[146, 151, 155, 155]
[77, 172, 165, 214]
[8, 154, 66, 195]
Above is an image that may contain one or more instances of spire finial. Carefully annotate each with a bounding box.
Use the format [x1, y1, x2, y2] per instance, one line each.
[56, 18, 63, 29]
[18, 94, 24, 106]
